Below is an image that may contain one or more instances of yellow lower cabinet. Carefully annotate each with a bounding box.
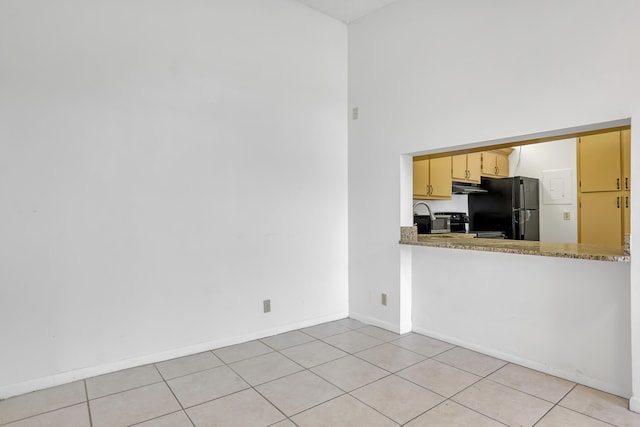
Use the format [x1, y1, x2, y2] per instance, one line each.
[579, 192, 623, 246]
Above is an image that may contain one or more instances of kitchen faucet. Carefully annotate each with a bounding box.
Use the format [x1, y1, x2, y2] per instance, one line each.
[413, 201, 435, 221]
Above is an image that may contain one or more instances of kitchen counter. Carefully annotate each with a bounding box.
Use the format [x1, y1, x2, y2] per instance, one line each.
[399, 231, 629, 262]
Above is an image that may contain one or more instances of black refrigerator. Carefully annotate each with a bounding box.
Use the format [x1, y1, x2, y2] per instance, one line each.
[468, 176, 540, 241]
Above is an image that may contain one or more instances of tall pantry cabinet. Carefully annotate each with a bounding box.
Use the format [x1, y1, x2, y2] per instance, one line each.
[577, 129, 631, 246]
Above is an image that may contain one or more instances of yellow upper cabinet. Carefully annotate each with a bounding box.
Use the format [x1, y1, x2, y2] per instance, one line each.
[413, 156, 452, 200]
[578, 132, 622, 192]
[452, 153, 481, 183]
[481, 150, 509, 177]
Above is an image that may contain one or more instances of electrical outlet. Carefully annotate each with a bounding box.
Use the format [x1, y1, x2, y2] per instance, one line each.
[563, 211, 571, 220]
[263, 299, 271, 313]
[381, 293, 387, 306]
[352, 107, 359, 120]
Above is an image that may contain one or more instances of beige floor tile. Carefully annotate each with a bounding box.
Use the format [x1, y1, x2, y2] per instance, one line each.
[166, 365, 249, 408]
[269, 420, 297, 427]
[89, 382, 180, 427]
[133, 410, 193, 426]
[356, 342, 425, 372]
[488, 363, 575, 403]
[229, 352, 303, 386]
[311, 355, 389, 392]
[322, 330, 385, 353]
[186, 389, 285, 427]
[535, 406, 612, 427]
[405, 401, 505, 427]
[212, 340, 273, 364]
[85, 365, 162, 399]
[3, 403, 90, 427]
[391, 334, 454, 357]
[255, 370, 343, 416]
[301, 322, 351, 339]
[280, 340, 348, 368]
[452, 379, 553, 427]
[351, 375, 444, 424]
[559, 385, 640, 427]
[260, 330, 316, 350]
[358, 325, 403, 341]
[397, 359, 480, 398]
[333, 318, 367, 329]
[155, 351, 223, 380]
[0, 381, 86, 425]
[291, 395, 398, 427]
[434, 347, 507, 377]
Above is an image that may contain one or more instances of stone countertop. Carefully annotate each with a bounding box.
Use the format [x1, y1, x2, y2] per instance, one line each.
[399, 233, 630, 262]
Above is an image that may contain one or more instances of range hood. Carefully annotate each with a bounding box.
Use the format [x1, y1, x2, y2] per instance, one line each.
[452, 181, 488, 194]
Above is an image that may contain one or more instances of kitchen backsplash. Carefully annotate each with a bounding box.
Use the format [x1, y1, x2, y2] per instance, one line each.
[413, 194, 469, 215]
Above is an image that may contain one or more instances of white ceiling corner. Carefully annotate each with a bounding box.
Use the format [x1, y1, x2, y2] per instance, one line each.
[294, 0, 401, 23]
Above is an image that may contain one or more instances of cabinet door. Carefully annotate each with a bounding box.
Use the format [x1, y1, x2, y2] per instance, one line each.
[579, 132, 621, 192]
[481, 152, 496, 175]
[579, 192, 623, 246]
[466, 152, 482, 183]
[496, 153, 509, 177]
[429, 156, 452, 198]
[451, 155, 467, 181]
[624, 191, 631, 236]
[622, 129, 631, 190]
[413, 158, 430, 198]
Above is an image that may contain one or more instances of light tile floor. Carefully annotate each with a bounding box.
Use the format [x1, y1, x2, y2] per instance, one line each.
[2, 318, 640, 426]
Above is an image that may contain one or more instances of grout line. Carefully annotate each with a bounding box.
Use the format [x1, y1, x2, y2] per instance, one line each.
[153, 364, 196, 427]
[0, 402, 89, 427]
[84, 380, 93, 427]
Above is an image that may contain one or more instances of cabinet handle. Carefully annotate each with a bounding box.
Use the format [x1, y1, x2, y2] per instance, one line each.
[626, 196, 629, 208]
[428, 184, 432, 196]
[626, 177, 629, 190]
[617, 196, 620, 208]
[466, 170, 470, 179]
[617, 178, 620, 190]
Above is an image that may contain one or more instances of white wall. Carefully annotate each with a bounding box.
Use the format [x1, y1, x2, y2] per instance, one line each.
[413, 247, 631, 397]
[510, 139, 578, 243]
[348, 0, 639, 400]
[0, 0, 348, 397]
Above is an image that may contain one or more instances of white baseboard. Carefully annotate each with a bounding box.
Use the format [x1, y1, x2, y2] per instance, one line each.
[412, 326, 630, 399]
[630, 396, 640, 413]
[0, 311, 348, 400]
[349, 312, 403, 334]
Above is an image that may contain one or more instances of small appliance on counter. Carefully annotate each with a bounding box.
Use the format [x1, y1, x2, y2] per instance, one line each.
[434, 212, 469, 233]
[414, 214, 451, 234]
[413, 201, 451, 234]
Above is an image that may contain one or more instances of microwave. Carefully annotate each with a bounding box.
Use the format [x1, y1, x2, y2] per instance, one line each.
[414, 215, 451, 234]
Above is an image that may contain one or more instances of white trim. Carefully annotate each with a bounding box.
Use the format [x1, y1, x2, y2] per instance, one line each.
[350, 311, 402, 334]
[413, 326, 630, 400]
[630, 396, 640, 413]
[0, 312, 347, 400]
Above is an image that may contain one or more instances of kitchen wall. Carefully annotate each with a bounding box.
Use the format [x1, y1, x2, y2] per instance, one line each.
[413, 195, 468, 216]
[349, 0, 639, 401]
[510, 138, 578, 243]
[0, 0, 348, 398]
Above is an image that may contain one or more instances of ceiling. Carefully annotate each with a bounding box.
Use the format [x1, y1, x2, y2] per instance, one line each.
[294, 0, 400, 23]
